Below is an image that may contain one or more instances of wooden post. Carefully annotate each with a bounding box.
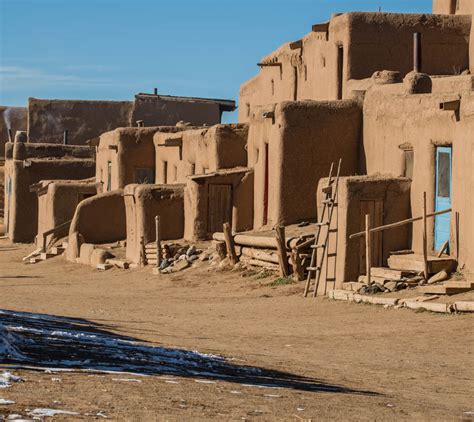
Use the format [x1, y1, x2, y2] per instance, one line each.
[291, 249, 304, 281]
[223, 223, 238, 265]
[365, 214, 371, 285]
[155, 215, 162, 268]
[455, 211, 460, 260]
[275, 225, 289, 278]
[140, 236, 146, 267]
[422, 192, 429, 279]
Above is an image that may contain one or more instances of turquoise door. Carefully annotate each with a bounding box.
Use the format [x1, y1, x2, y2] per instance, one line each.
[434, 147, 452, 252]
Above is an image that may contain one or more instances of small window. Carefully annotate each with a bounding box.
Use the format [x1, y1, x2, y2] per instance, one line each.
[173, 165, 178, 182]
[271, 79, 275, 96]
[403, 150, 414, 179]
[456, 0, 460, 11]
[134, 167, 155, 184]
[304, 65, 308, 81]
[246, 103, 250, 117]
[163, 161, 168, 184]
[107, 161, 112, 192]
[191, 163, 196, 175]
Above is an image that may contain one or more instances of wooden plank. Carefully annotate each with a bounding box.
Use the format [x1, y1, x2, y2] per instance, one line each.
[422, 192, 429, 279]
[155, 215, 162, 268]
[208, 184, 232, 234]
[418, 285, 472, 295]
[241, 247, 279, 264]
[370, 267, 413, 280]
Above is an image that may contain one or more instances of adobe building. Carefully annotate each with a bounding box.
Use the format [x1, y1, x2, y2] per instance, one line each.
[35, 178, 98, 249]
[239, 12, 471, 122]
[27, 93, 236, 146]
[96, 126, 200, 192]
[4, 140, 95, 242]
[154, 124, 248, 184]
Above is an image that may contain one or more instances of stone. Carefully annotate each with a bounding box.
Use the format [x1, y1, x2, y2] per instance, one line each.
[186, 245, 196, 256]
[172, 259, 190, 272]
[372, 70, 402, 85]
[187, 255, 199, 262]
[96, 263, 113, 271]
[90, 249, 114, 267]
[427, 270, 449, 285]
[404, 71, 432, 94]
[384, 281, 398, 292]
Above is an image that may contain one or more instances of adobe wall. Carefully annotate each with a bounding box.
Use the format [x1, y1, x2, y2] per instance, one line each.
[68, 190, 126, 251]
[154, 124, 248, 184]
[27, 98, 133, 145]
[239, 12, 470, 122]
[4, 158, 95, 242]
[124, 184, 185, 263]
[0, 106, 27, 157]
[131, 95, 223, 127]
[433, 0, 474, 15]
[184, 169, 254, 241]
[36, 179, 98, 248]
[316, 176, 411, 292]
[363, 87, 474, 274]
[247, 100, 361, 229]
[96, 127, 191, 192]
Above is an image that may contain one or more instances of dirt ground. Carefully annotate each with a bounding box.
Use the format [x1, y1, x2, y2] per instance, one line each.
[0, 239, 473, 421]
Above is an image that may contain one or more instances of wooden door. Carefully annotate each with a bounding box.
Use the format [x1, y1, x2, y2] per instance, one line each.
[359, 200, 383, 273]
[208, 184, 232, 234]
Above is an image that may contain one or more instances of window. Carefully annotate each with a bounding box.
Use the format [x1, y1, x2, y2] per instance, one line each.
[163, 161, 168, 184]
[456, 0, 460, 11]
[437, 152, 451, 198]
[107, 161, 112, 192]
[173, 165, 178, 182]
[134, 167, 155, 184]
[403, 150, 414, 179]
[191, 163, 196, 175]
[271, 79, 275, 96]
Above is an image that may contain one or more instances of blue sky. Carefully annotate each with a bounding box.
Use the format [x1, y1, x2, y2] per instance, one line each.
[0, 0, 432, 122]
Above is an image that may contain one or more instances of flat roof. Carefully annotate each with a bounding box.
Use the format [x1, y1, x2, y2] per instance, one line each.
[135, 93, 236, 112]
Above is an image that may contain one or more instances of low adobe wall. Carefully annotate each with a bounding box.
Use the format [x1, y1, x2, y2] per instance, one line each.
[36, 179, 98, 248]
[68, 190, 126, 249]
[184, 169, 254, 241]
[248, 100, 361, 229]
[316, 175, 411, 293]
[124, 184, 184, 264]
[154, 124, 248, 184]
[27, 98, 133, 145]
[4, 158, 95, 243]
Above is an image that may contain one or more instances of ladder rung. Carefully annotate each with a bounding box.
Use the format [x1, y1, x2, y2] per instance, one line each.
[326, 278, 336, 282]
[322, 199, 334, 204]
[315, 222, 329, 227]
[310, 244, 325, 249]
[328, 229, 338, 233]
[307, 266, 321, 272]
[327, 253, 337, 258]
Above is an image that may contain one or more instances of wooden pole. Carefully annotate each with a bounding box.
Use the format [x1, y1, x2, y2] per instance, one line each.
[223, 222, 238, 265]
[365, 214, 372, 285]
[291, 249, 305, 281]
[349, 208, 451, 240]
[455, 211, 460, 260]
[140, 236, 146, 267]
[422, 192, 429, 279]
[155, 215, 162, 268]
[275, 225, 290, 278]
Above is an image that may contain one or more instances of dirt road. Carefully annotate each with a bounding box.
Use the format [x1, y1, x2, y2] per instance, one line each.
[0, 239, 473, 421]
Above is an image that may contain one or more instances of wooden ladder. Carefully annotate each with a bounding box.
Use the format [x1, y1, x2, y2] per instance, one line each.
[303, 159, 341, 298]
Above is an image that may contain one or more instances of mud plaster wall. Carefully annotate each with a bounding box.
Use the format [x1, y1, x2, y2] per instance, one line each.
[37, 181, 97, 247]
[131, 95, 222, 127]
[124, 184, 184, 263]
[27, 98, 133, 145]
[96, 127, 189, 192]
[69, 190, 126, 246]
[433, 0, 474, 15]
[4, 159, 95, 243]
[154, 124, 248, 184]
[0, 106, 27, 157]
[316, 176, 411, 291]
[239, 13, 470, 122]
[247, 100, 361, 229]
[363, 88, 474, 274]
[184, 170, 254, 241]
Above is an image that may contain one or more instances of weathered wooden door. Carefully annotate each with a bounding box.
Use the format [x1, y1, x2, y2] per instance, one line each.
[359, 200, 384, 273]
[208, 184, 232, 234]
[435, 147, 452, 252]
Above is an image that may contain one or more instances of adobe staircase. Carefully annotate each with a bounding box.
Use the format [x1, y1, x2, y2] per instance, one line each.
[144, 242, 159, 266]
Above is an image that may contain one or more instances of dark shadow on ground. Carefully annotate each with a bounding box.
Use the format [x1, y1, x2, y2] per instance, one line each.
[0, 309, 379, 395]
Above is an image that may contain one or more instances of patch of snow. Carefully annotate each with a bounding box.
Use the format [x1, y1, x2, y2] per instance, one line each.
[0, 398, 15, 404]
[27, 409, 79, 418]
[111, 378, 142, 383]
[0, 372, 23, 389]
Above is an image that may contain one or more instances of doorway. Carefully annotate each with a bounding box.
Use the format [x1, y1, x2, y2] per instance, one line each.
[208, 184, 232, 234]
[359, 200, 384, 273]
[337, 45, 344, 100]
[434, 146, 452, 252]
[263, 143, 269, 226]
